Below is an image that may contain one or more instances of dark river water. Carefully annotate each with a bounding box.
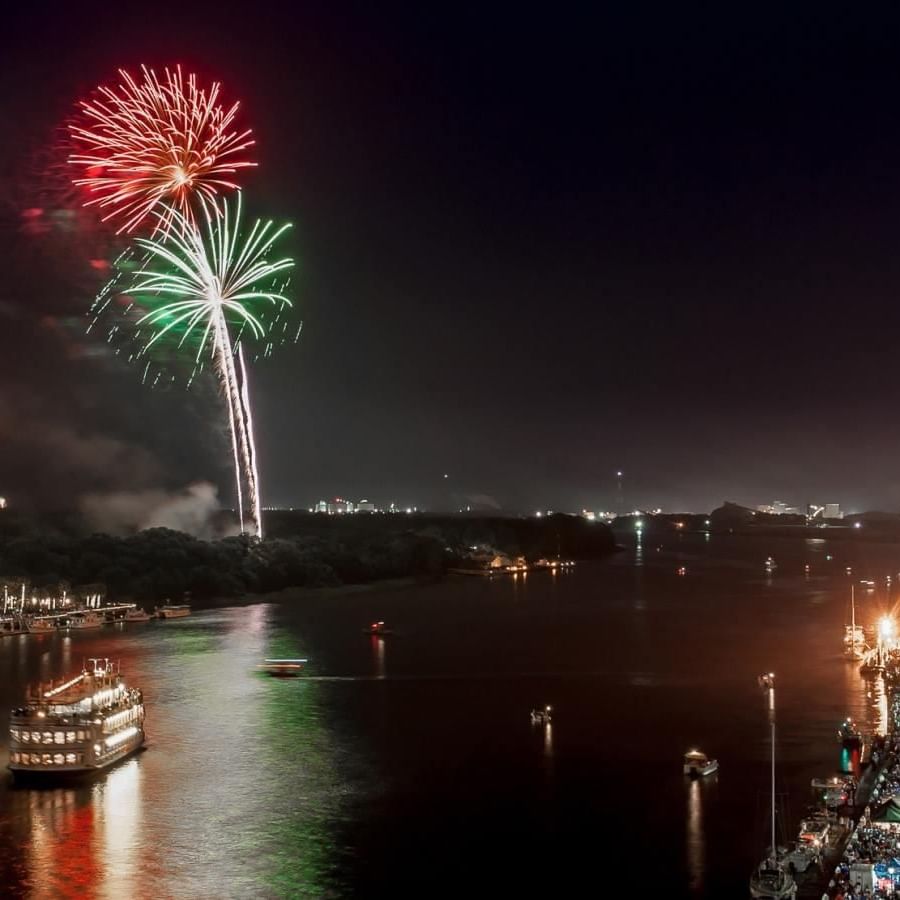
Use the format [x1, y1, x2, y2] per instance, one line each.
[1, 532, 899, 898]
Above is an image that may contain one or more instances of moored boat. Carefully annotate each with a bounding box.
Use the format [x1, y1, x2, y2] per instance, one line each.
[8, 658, 145, 780]
[844, 585, 866, 660]
[810, 774, 847, 791]
[155, 603, 191, 619]
[364, 621, 393, 636]
[63, 610, 104, 630]
[124, 607, 151, 623]
[0, 617, 27, 637]
[26, 617, 57, 634]
[682, 749, 718, 777]
[530, 705, 552, 725]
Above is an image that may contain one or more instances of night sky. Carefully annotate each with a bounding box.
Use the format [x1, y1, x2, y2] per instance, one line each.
[4, 4, 900, 516]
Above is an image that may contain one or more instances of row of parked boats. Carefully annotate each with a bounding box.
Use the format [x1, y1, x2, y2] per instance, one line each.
[0, 601, 191, 636]
[683, 674, 862, 898]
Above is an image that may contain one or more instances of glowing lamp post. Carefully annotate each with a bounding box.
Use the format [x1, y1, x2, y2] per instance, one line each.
[878, 615, 896, 667]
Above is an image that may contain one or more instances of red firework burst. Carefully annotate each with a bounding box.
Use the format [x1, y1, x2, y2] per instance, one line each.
[69, 65, 256, 234]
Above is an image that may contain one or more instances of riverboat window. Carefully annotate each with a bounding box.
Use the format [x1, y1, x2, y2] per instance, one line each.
[54, 732, 64, 744]
[30, 754, 40, 765]
[41, 753, 52, 765]
[53, 753, 64, 765]
[77, 730, 85, 741]
[11, 729, 18, 741]
[66, 731, 75, 743]
[21, 732, 29, 742]
[10, 753, 18, 764]
[65, 753, 77, 764]
[31, 731, 40, 743]
[42, 732, 52, 744]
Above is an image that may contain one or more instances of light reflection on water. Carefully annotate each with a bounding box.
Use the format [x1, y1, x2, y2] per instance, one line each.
[98, 759, 142, 897]
[371, 636, 386, 680]
[687, 777, 705, 893]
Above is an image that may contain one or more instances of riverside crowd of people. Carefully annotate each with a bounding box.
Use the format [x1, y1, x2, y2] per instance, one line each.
[826, 728, 900, 899]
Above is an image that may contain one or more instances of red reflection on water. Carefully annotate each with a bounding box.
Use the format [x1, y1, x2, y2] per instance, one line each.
[23, 792, 100, 899]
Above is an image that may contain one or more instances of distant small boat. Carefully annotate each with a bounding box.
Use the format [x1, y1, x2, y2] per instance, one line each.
[257, 659, 307, 677]
[64, 611, 104, 630]
[364, 621, 393, 636]
[676, 566, 687, 576]
[125, 607, 151, 623]
[765, 557, 777, 572]
[155, 603, 191, 619]
[530, 705, 552, 725]
[810, 774, 847, 791]
[26, 618, 57, 634]
[683, 749, 718, 777]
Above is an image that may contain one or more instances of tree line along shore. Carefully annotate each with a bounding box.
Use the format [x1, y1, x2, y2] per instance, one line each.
[0, 510, 616, 605]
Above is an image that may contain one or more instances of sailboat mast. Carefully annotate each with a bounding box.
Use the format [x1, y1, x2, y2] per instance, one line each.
[769, 676, 776, 864]
[852, 584, 856, 634]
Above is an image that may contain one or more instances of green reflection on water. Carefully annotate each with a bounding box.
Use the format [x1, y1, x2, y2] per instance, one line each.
[256, 631, 344, 898]
[157, 627, 217, 656]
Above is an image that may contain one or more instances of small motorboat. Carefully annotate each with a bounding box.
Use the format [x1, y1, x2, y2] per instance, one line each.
[364, 621, 393, 636]
[125, 607, 151, 623]
[765, 557, 777, 572]
[257, 658, 307, 677]
[810, 775, 847, 791]
[683, 749, 718, 777]
[838, 718, 862, 742]
[530, 705, 552, 725]
[676, 566, 687, 576]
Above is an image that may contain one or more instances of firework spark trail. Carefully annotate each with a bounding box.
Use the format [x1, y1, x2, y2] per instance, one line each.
[238, 345, 263, 538]
[216, 314, 246, 533]
[124, 194, 292, 537]
[69, 65, 256, 235]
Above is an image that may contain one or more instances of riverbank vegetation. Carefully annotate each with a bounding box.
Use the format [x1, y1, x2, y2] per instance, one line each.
[0, 511, 616, 603]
